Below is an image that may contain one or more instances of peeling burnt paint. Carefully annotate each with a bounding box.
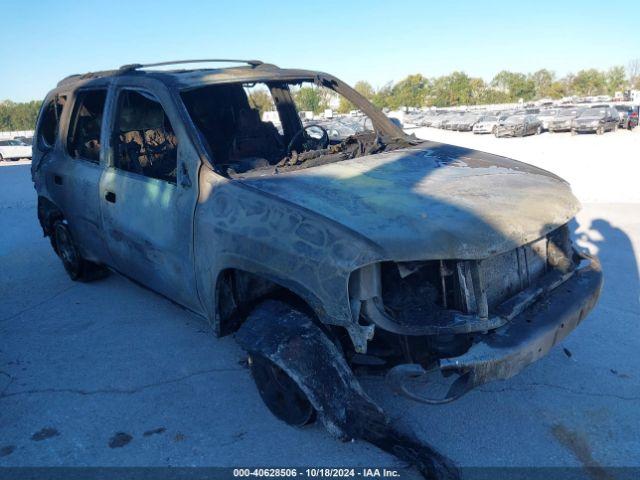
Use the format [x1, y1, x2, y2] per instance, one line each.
[236, 301, 460, 480]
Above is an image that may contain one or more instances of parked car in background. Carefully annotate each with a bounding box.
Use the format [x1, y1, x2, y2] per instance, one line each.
[536, 109, 558, 131]
[613, 105, 637, 130]
[455, 113, 481, 131]
[0, 139, 32, 161]
[629, 106, 639, 129]
[548, 108, 584, 132]
[473, 114, 506, 134]
[612, 105, 630, 128]
[571, 106, 619, 134]
[495, 114, 543, 137]
[13, 136, 33, 146]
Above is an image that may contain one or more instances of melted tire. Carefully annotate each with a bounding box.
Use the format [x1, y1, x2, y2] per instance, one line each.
[249, 354, 316, 427]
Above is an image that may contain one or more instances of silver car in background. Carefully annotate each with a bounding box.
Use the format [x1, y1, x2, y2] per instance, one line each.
[473, 114, 506, 134]
[495, 114, 543, 137]
[548, 108, 584, 133]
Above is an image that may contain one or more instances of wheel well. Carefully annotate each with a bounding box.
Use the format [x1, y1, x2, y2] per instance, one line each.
[214, 269, 317, 336]
[37, 196, 63, 242]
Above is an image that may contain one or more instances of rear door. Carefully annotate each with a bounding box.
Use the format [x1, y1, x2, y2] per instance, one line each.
[43, 87, 112, 264]
[99, 80, 202, 312]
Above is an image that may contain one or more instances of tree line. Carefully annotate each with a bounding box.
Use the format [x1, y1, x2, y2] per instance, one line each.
[329, 59, 640, 113]
[3, 59, 640, 130]
[0, 100, 42, 131]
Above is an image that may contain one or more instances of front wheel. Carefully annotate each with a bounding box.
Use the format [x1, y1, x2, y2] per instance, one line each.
[596, 126, 604, 135]
[248, 354, 316, 427]
[536, 126, 542, 135]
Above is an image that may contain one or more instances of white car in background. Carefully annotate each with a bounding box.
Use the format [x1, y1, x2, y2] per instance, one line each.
[0, 139, 32, 161]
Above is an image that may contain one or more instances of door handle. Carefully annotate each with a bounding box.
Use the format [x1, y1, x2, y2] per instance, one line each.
[105, 191, 116, 203]
[54, 175, 63, 185]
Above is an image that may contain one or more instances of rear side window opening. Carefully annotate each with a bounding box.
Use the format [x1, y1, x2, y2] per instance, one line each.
[38, 95, 67, 149]
[67, 89, 107, 163]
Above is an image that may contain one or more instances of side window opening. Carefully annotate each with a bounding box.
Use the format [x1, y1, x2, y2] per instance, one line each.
[38, 95, 67, 148]
[181, 83, 284, 171]
[67, 90, 106, 163]
[114, 90, 178, 183]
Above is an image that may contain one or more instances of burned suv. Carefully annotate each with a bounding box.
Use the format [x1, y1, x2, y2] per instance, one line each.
[32, 60, 602, 477]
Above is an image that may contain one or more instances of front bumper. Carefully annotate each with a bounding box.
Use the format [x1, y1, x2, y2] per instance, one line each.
[387, 253, 603, 403]
[573, 124, 598, 133]
[495, 128, 523, 137]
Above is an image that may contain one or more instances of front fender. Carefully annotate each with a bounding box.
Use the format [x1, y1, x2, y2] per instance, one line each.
[194, 169, 384, 350]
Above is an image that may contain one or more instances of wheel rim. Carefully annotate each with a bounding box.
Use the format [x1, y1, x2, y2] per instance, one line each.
[250, 355, 314, 427]
[55, 223, 81, 277]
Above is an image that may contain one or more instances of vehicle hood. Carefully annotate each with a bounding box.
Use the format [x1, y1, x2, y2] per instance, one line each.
[240, 142, 580, 261]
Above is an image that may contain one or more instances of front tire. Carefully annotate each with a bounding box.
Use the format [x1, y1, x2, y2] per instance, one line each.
[536, 126, 542, 135]
[248, 354, 316, 427]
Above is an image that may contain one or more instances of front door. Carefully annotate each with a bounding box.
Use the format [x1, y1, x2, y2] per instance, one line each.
[99, 85, 200, 311]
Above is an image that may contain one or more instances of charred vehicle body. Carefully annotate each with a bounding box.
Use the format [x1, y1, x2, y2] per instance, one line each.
[32, 60, 602, 478]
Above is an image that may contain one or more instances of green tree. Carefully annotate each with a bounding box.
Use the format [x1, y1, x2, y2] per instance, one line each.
[530, 69, 556, 98]
[430, 72, 482, 107]
[293, 87, 327, 114]
[247, 90, 274, 116]
[571, 69, 607, 96]
[606, 66, 626, 95]
[371, 82, 394, 110]
[337, 80, 376, 113]
[490, 71, 536, 101]
[0, 100, 42, 131]
[388, 74, 429, 109]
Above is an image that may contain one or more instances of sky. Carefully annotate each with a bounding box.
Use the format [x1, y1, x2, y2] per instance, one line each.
[1, 0, 639, 102]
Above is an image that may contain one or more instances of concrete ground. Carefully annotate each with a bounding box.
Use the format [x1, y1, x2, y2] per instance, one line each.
[1, 129, 639, 476]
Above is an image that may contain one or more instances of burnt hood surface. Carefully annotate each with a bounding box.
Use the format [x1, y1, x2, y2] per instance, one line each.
[240, 141, 580, 261]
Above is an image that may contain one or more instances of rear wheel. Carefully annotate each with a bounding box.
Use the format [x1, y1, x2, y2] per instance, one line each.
[0, 153, 3, 162]
[53, 220, 107, 281]
[248, 354, 316, 427]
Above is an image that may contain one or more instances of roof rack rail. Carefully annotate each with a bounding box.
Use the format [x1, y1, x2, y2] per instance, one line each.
[118, 59, 264, 73]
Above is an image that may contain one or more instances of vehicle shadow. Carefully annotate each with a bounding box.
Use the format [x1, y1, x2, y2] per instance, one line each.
[573, 217, 639, 315]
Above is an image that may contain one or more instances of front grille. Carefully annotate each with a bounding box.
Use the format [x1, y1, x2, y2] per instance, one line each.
[379, 225, 575, 329]
[480, 238, 547, 309]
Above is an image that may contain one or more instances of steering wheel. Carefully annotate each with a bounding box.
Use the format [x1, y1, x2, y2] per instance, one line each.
[287, 124, 330, 156]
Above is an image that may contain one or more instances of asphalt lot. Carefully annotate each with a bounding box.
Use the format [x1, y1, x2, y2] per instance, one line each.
[1, 130, 639, 476]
